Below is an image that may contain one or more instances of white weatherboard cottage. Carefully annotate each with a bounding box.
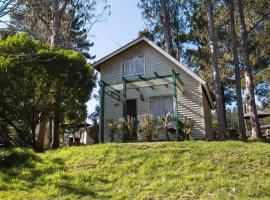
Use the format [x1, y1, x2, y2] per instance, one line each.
[93, 37, 214, 142]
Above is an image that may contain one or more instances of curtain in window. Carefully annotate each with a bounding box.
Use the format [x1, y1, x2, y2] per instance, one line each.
[150, 96, 173, 118]
[133, 55, 144, 75]
[124, 58, 133, 76]
[150, 97, 161, 118]
[162, 96, 173, 118]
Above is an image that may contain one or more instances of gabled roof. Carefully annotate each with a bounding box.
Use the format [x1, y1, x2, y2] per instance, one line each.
[92, 36, 214, 108]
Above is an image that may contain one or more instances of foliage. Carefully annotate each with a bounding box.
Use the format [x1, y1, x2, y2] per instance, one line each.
[107, 120, 117, 142]
[126, 116, 136, 141]
[154, 112, 173, 141]
[117, 118, 128, 142]
[0, 142, 270, 199]
[181, 117, 194, 140]
[0, 33, 96, 148]
[8, 0, 110, 58]
[138, 0, 270, 106]
[87, 119, 99, 144]
[138, 113, 155, 142]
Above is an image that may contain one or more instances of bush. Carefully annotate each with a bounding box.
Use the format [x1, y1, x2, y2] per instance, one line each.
[108, 120, 117, 142]
[138, 113, 155, 142]
[181, 117, 194, 140]
[127, 116, 136, 141]
[0, 148, 39, 168]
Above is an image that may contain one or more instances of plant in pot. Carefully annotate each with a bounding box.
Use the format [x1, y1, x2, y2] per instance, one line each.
[108, 120, 117, 142]
[139, 113, 154, 142]
[127, 116, 136, 141]
[182, 117, 194, 140]
[164, 112, 173, 141]
[117, 117, 128, 142]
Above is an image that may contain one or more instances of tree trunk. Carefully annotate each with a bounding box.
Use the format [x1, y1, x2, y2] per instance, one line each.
[51, 111, 60, 148]
[228, 0, 246, 140]
[31, 123, 36, 149]
[206, 0, 226, 140]
[51, 0, 61, 48]
[49, 119, 53, 145]
[161, 0, 174, 56]
[35, 120, 46, 152]
[236, 0, 261, 139]
[221, 85, 227, 136]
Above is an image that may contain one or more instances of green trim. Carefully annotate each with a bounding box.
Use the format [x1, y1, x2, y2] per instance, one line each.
[172, 71, 179, 139]
[104, 91, 120, 101]
[99, 81, 105, 143]
[122, 78, 127, 119]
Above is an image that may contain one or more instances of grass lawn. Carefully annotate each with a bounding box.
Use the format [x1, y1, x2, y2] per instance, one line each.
[0, 141, 270, 199]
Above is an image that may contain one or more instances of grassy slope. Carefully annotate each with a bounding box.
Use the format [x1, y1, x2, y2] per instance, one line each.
[0, 141, 270, 200]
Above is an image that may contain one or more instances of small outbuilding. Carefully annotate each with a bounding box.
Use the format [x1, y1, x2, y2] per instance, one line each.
[93, 37, 214, 142]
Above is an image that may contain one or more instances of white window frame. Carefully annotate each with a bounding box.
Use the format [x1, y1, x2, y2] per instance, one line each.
[123, 54, 145, 78]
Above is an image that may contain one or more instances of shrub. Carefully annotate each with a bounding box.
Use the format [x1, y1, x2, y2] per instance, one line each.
[127, 116, 136, 141]
[154, 112, 173, 141]
[0, 148, 39, 168]
[117, 118, 128, 142]
[108, 120, 117, 142]
[181, 117, 194, 140]
[138, 113, 155, 142]
[87, 119, 99, 143]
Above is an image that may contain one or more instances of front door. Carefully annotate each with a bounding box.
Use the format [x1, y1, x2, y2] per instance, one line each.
[126, 99, 137, 140]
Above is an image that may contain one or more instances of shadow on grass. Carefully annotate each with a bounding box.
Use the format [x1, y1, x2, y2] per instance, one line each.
[0, 148, 98, 198]
[0, 148, 41, 168]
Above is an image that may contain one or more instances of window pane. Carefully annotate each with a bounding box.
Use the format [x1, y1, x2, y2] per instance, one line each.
[150, 96, 173, 119]
[150, 97, 161, 118]
[161, 96, 173, 118]
[133, 55, 144, 75]
[124, 58, 133, 76]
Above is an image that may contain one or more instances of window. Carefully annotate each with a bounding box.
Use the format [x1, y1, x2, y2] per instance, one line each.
[150, 96, 173, 118]
[124, 55, 145, 77]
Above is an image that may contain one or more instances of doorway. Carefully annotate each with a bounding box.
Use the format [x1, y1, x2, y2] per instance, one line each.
[126, 99, 137, 140]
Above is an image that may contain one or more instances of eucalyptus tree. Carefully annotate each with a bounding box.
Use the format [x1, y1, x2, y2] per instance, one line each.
[0, 33, 96, 151]
[227, 0, 246, 139]
[236, 0, 261, 139]
[9, 0, 109, 148]
[205, 0, 226, 139]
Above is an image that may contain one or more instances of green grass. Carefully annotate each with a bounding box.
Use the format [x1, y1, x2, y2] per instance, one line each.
[0, 141, 270, 199]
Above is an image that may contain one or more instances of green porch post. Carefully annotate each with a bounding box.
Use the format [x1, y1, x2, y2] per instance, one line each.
[172, 71, 179, 140]
[99, 81, 105, 143]
[122, 78, 127, 119]
[122, 78, 128, 142]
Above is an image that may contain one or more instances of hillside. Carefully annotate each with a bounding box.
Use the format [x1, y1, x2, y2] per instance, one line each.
[0, 141, 270, 199]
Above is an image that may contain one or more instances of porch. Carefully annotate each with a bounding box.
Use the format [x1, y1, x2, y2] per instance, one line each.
[99, 70, 184, 142]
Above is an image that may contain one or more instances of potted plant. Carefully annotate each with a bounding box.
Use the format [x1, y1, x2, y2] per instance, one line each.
[117, 118, 128, 142]
[182, 117, 194, 140]
[139, 113, 155, 142]
[127, 116, 136, 141]
[108, 120, 117, 142]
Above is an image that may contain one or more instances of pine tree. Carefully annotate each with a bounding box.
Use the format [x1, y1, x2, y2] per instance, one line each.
[205, 0, 226, 139]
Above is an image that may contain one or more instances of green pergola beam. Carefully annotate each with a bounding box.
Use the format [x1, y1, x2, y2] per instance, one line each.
[172, 71, 179, 139]
[122, 78, 127, 119]
[99, 81, 105, 143]
[172, 69, 184, 86]
[104, 91, 120, 101]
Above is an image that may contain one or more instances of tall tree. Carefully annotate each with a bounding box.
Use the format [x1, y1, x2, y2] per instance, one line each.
[160, 0, 173, 55]
[0, 33, 96, 151]
[205, 0, 226, 139]
[9, 0, 109, 148]
[227, 0, 246, 139]
[0, 0, 17, 22]
[236, 0, 261, 139]
[138, 0, 188, 59]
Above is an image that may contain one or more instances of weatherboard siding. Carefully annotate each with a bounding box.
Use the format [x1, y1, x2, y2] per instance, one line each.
[100, 40, 207, 141]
